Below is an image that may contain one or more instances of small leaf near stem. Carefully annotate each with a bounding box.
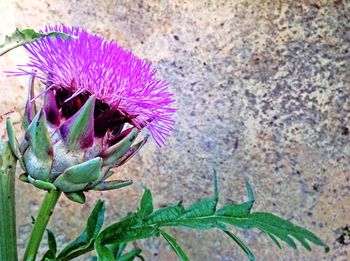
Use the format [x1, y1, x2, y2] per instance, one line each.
[160, 230, 190, 261]
[223, 230, 255, 261]
[56, 200, 105, 260]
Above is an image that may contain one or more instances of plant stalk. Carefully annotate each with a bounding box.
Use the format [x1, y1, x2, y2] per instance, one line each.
[23, 189, 61, 261]
[0, 141, 18, 261]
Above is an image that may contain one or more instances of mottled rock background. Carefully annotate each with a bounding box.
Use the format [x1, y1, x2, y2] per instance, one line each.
[0, 0, 349, 260]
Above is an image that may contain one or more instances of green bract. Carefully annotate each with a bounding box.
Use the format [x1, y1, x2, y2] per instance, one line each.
[6, 77, 147, 204]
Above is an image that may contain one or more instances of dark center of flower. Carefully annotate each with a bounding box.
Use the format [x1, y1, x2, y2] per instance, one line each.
[54, 87, 134, 138]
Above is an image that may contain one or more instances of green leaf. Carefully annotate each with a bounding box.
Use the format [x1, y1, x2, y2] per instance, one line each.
[94, 242, 115, 261]
[96, 221, 158, 261]
[57, 200, 105, 260]
[220, 212, 329, 252]
[104, 242, 126, 259]
[114, 242, 127, 258]
[23, 110, 53, 181]
[173, 218, 227, 230]
[181, 170, 219, 219]
[159, 230, 190, 261]
[0, 28, 71, 56]
[41, 229, 57, 260]
[118, 248, 142, 261]
[139, 188, 153, 217]
[94, 174, 328, 261]
[95, 214, 158, 260]
[223, 230, 255, 261]
[267, 233, 282, 249]
[46, 229, 57, 254]
[146, 202, 185, 224]
[216, 179, 254, 217]
[249, 212, 328, 251]
[86, 201, 106, 238]
[101, 226, 159, 245]
[54, 157, 102, 192]
[216, 202, 252, 217]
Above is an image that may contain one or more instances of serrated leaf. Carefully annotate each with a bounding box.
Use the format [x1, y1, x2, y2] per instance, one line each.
[93, 174, 328, 261]
[0, 28, 71, 56]
[249, 212, 328, 251]
[172, 218, 227, 230]
[100, 226, 159, 245]
[216, 179, 254, 217]
[53, 157, 102, 192]
[181, 197, 217, 219]
[146, 202, 185, 224]
[160, 230, 190, 261]
[57, 200, 105, 260]
[220, 212, 329, 252]
[216, 202, 252, 217]
[223, 230, 255, 261]
[95, 214, 156, 259]
[96, 220, 158, 261]
[139, 188, 153, 217]
[180, 172, 219, 219]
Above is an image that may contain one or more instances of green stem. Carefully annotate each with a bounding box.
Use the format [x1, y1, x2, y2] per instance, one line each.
[0, 141, 18, 261]
[23, 189, 61, 261]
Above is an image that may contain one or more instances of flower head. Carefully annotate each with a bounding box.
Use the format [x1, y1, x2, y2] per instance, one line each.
[6, 25, 175, 203]
[16, 25, 175, 146]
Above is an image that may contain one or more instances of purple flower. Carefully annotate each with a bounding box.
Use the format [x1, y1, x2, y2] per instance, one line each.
[16, 25, 175, 146]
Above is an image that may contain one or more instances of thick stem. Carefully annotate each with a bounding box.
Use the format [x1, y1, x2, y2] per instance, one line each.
[0, 141, 18, 261]
[23, 189, 61, 261]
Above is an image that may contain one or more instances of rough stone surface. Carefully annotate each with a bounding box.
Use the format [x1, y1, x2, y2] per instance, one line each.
[0, 0, 349, 260]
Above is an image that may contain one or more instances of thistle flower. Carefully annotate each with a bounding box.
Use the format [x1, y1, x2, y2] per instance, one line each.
[16, 25, 175, 146]
[7, 26, 175, 203]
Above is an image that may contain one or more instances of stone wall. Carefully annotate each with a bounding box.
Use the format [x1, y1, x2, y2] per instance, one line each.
[0, 0, 349, 260]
